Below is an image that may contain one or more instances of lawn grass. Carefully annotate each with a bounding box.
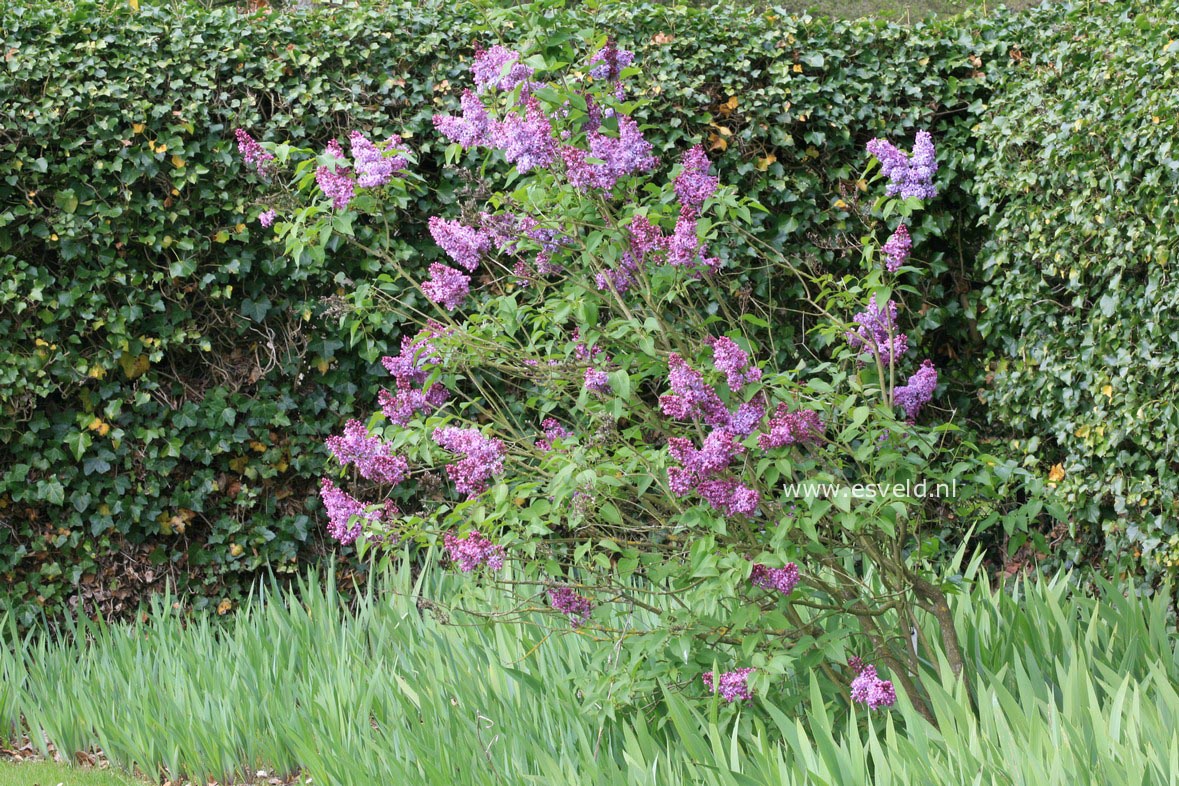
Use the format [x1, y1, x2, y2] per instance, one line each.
[0, 761, 142, 786]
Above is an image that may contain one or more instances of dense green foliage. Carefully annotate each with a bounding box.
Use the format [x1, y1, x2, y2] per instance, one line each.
[973, 0, 1179, 583]
[3, 560, 1177, 785]
[0, 0, 1032, 622]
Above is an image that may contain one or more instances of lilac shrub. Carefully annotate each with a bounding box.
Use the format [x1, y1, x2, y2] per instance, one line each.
[243, 39, 986, 722]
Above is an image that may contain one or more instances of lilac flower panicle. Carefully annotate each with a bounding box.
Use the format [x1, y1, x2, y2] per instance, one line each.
[421, 263, 471, 311]
[667, 206, 720, 274]
[882, 223, 911, 273]
[696, 477, 760, 516]
[493, 98, 557, 173]
[548, 586, 594, 625]
[432, 427, 505, 497]
[628, 214, 668, 260]
[710, 337, 762, 390]
[846, 296, 908, 365]
[850, 662, 897, 710]
[325, 420, 409, 485]
[728, 395, 768, 438]
[563, 116, 657, 192]
[584, 367, 612, 395]
[674, 146, 719, 210]
[588, 41, 634, 81]
[234, 129, 274, 177]
[472, 45, 535, 93]
[434, 90, 499, 149]
[659, 353, 731, 428]
[703, 668, 755, 702]
[894, 359, 938, 421]
[443, 529, 505, 572]
[535, 418, 572, 451]
[750, 562, 800, 596]
[866, 132, 938, 201]
[349, 131, 407, 188]
[758, 405, 825, 450]
[258, 209, 277, 227]
[315, 142, 355, 211]
[319, 477, 386, 545]
[429, 217, 490, 272]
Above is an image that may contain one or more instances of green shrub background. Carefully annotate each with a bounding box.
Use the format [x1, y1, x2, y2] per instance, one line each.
[0, 0, 1072, 622]
[972, 0, 1179, 583]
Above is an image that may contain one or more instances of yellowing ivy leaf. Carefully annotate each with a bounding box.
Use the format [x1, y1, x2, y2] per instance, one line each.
[171, 154, 185, 169]
[1101, 384, 1113, 400]
[755, 153, 777, 171]
[1048, 463, 1066, 483]
[132, 122, 145, 134]
[792, 63, 803, 73]
[118, 353, 150, 379]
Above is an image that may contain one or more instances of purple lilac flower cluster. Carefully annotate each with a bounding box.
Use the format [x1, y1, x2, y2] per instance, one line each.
[710, 337, 762, 390]
[894, 359, 937, 421]
[493, 98, 557, 174]
[429, 217, 489, 272]
[659, 353, 733, 428]
[667, 430, 760, 516]
[319, 478, 397, 545]
[702, 668, 755, 702]
[588, 40, 634, 82]
[882, 223, 911, 273]
[421, 263, 470, 312]
[378, 326, 450, 425]
[472, 45, 536, 94]
[846, 296, 908, 366]
[535, 418, 572, 451]
[325, 420, 409, 484]
[350, 131, 407, 188]
[433, 90, 497, 149]
[316, 140, 355, 211]
[584, 367, 612, 395]
[432, 427, 505, 497]
[674, 146, 719, 210]
[749, 562, 800, 595]
[562, 115, 657, 192]
[443, 529, 505, 572]
[757, 404, 825, 450]
[849, 660, 897, 710]
[548, 586, 594, 625]
[866, 131, 938, 201]
[234, 129, 274, 177]
[258, 209, 277, 228]
[595, 215, 666, 293]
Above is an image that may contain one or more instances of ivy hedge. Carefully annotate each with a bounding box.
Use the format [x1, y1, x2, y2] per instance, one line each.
[973, 0, 1179, 586]
[0, 0, 1031, 622]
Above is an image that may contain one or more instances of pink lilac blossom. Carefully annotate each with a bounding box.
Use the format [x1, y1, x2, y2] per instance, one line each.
[894, 359, 937, 421]
[421, 263, 471, 311]
[850, 662, 897, 710]
[432, 427, 505, 497]
[379, 384, 450, 426]
[325, 420, 409, 484]
[758, 404, 825, 450]
[866, 131, 938, 201]
[696, 478, 760, 516]
[349, 131, 407, 188]
[319, 477, 388, 545]
[258, 209, 276, 227]
[429, 217, 490, 271]
[710, 337, 762, 390]
[728, 394, 768, 438]
[703, 668, 755, 702]
[882, 223, 911, 273]
[493, 98, 557, 173]
[378, 327, 451, 425]
[535, 418, 572, 451]
[443, 529, 505, 572]
[659, 353, 731, 428]
[595, 251, 641, 293]
[674, 146, 719, 210]
[846, 295, 908, 365]
[584, 367, 612, 395]
[588, 41, 634, 81]
[471, 45, 535, 94]
[628, 214, 668, 259]
[434, 90, 498, 149]
[234, 129, 274, 177]
[548, 586, 594, 625]
[561, 116, 657, 192]
[315, 144, 355, 210]
[750, 562, 800, 595]
[667, 206, 720, 273]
